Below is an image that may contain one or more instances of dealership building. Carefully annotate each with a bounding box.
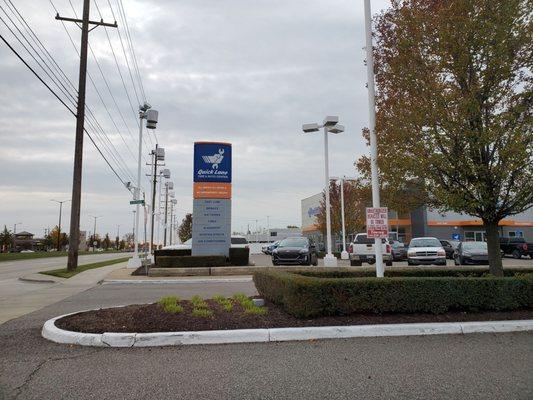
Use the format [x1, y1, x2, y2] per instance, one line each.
[302, 193, 533, 245]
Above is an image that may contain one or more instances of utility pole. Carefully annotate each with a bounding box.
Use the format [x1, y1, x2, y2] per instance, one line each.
[116, 224, 120, 249]
[266, 215, 271, 244]
[57, 1, 117, 271]
[132, 210, 136, 249]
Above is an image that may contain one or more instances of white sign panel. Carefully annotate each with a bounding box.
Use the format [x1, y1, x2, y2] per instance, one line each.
[366, 207, 388, 239]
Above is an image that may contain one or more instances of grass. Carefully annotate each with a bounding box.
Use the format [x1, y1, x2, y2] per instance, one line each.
[0, 250, 123, 263]
[191, 308, 214, 317]
[39, 257, 129, 278]
[158, 296, 183, 314]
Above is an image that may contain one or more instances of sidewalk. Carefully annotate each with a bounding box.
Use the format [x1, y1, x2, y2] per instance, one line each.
[0, 261, 127, 325]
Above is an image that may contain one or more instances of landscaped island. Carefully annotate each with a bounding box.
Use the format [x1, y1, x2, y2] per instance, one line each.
[52, 267, 533, 334]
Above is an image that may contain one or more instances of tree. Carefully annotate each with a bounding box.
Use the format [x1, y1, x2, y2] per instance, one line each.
[178, 214, 193, 243]
[103, 234, 111, 250]
[359, 0, 532, 275]
[50, 226, 69, 250]
[316, 179, 369, 239]
[0, 226, 12, 252]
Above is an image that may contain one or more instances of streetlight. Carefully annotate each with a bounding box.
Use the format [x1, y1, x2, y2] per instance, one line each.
[170, 198, 177, 245]
[51, 199, 71, 251]
[163, 181, 174, 246]
[156, 169, 171, 249]
[148, 146, 165, 261]
[128, 103, 159, 269]
[330, 176, 357, 260]
[13, 222, 22, 252]
[302, 116, 345, 267]
[364, 0, 384, 277]
[89, 215, 102, 251]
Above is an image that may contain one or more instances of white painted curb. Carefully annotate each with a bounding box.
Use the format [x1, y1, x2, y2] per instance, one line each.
[42, 310, 533, 347]
[102, 277, 253, 285]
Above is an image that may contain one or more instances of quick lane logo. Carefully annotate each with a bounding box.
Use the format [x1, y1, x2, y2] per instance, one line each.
[202, 149, 224, 169]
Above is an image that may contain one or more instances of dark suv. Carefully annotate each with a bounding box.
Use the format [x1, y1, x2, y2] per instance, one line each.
[272, 237, 318, 266]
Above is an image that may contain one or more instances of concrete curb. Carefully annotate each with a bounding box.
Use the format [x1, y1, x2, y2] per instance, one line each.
[42, 310, 533, 347]
[102, 277, 253, 284]
[19, 274, 63, 284]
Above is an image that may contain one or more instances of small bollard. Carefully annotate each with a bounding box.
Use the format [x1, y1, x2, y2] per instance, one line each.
[252, 298, 265, 307]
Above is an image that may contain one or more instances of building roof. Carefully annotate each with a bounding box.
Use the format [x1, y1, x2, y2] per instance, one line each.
[15, 231, 33, 236]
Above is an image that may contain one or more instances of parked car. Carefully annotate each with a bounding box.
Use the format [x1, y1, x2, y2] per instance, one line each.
[407, 237, 447, 266]
[162, 236, 249, 250]
[20, 249, 35, 253]
[390, 240, 407, 261]
[499, 237, 533, 259]
[439, 240, 455, 259]
[348, 233, 393, 266]
[271, 237, 318, 266]
[453, 241, 489, 265]
[262, 240, 280, 255]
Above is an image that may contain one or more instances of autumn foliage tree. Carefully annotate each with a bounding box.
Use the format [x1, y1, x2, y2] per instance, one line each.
[359, 0, 532, 275]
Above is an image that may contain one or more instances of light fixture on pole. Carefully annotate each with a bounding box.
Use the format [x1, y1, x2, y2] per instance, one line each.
[330, 176, 357, 260]
[128, 103, 159, 269]
[156, 169, 171, 249]
[163, 181, 174, 246]
[50, 199, 71, 252]
[363, 0, 384, 277]
[170, 198, 177, 245]
[302, 116, 345, 267]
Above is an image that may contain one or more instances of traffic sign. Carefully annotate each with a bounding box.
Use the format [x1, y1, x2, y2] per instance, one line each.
[452, 233, 461, 240]
[366, 207, 388, 239]
[129, 199, 145, 205]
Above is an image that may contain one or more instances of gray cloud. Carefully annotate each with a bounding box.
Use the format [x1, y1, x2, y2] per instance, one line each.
[0, 0, 390, 237]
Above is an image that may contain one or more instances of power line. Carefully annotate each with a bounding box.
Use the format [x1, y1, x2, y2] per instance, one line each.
[0, 32, 128, 187]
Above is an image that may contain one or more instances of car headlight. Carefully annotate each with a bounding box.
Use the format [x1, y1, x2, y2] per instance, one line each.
[462, 251, 471, 257]
[272, 249, 278, 254]
[407, 250, 416, 256]
[437, 249, 446, 256]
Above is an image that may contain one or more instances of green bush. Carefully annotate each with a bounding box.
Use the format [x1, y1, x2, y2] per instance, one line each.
[157, 296, 183, 314]
[232, 293, 267, 315]
[229, 247, 250, 266]
[213, 294, 233, 312]
[157, 255, 227, 268]
[253, 268, 533, 318]
[154, 249, 191, 264]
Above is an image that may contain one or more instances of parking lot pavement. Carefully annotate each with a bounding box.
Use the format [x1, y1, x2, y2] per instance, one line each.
[0, 280, 532, 400]
[251, 253, 533, 267]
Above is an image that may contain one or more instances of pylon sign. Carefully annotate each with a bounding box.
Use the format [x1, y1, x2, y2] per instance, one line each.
[191, 142, 232, 256]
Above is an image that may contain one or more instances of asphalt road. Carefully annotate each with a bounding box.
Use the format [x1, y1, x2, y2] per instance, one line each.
[0, 280, 532, 400]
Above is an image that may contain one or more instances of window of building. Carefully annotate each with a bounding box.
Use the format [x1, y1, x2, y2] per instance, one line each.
[465, 231, 486, 242]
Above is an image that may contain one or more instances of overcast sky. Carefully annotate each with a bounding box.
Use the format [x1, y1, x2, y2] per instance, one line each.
[0, 0, 390, 240]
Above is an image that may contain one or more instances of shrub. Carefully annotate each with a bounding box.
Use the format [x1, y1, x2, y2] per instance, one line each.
[191, 295, 209, 309]
[154, 249, 192, 264]
[232, 293, 267, 315]
[191, 308, 214, 318]
[229, 247, 250, 266]
[157, 255, 227, 268]
[253, 269, 533, 318]
[157, 296, 183, 314]
[213, 295, 233, 312]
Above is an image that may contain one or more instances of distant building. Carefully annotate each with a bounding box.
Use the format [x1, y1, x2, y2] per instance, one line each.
[13, 231, 47, 251]
[244, 228, 301, 243]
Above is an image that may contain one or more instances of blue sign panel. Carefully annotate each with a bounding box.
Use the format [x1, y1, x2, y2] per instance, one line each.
[194, 142, 232, 183]
[452, 233, 461, 240]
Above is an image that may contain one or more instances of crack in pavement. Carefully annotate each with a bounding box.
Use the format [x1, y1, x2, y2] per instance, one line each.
[11, 349, 103, 399]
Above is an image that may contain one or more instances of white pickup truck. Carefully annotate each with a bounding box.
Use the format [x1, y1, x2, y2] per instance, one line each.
[348, 233, 393, 266]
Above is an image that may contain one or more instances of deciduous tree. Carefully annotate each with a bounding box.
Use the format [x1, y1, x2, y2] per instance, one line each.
[358, 0, 532, 275]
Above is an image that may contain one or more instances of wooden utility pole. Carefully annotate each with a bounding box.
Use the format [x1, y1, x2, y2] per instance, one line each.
[56, 1, 117, 271]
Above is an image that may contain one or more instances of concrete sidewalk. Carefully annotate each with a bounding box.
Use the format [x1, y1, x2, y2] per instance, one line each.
[0, 261, 127, 325]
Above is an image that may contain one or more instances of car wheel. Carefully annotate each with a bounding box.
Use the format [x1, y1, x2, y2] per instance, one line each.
[312, 256, 318, 266]
[454, 257, 459, 266]
[272, 261, 278, 266]
[385, 260, 393, 267]
[512, 250, 521, 259]
[350, 260, 362, 266]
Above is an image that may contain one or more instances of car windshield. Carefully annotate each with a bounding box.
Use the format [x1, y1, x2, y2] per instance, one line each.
[279, 238, 308, 248]
[231, 237, 248, 244]
[409, 238, 441, 248]
[392, 241, 405, 248]
[463, 242, 487, 250]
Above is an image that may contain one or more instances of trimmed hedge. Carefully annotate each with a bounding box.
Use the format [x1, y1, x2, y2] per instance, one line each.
[154, 249, 192, 264]
[229, 247, 250, 266]
[157, 255, 227, 268]
[253, 268, 533, 318]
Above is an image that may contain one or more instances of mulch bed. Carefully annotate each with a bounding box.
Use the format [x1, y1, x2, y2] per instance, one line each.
[55, 299, 533, 334]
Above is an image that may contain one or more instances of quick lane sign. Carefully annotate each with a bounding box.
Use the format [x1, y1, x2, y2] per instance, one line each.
[366, 207, 389, 239]
[192, 142, 232, 257]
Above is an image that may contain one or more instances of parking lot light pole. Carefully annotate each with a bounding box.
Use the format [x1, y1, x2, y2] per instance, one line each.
[302, 116, 345, 267]
[330, 176, 358, 260]
[363, 0, 384, 277]
[89, 215, 102, 251]
[51, 199, 70, 251]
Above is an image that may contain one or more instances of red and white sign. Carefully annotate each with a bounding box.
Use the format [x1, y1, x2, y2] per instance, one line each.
[366, 207, 389, 239]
